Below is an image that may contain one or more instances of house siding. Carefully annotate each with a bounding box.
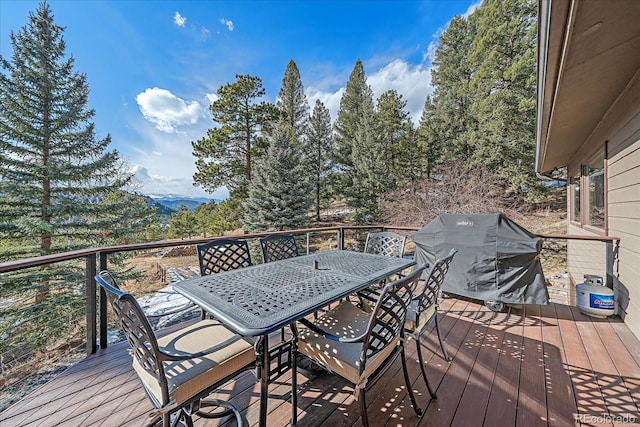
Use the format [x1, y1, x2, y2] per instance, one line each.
[565, 227, 607, 283]
[608, 120, 640, 337]
[567, 104, 640, 337]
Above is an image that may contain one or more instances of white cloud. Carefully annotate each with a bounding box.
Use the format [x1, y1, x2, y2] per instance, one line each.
[220, 18, 234, 31]
[421, 0, 481, 65]
[307, 88, 343, 124]
[205, 93, 219, 104]
[368, 59, 432, 125]
[173, 11, 186, 27]
[136, 88, 205, 133]
[307, 59, 432, 126]
[124, 120, 226, 198]
[132, 164, 228, 199]
[132, 164, 150, 180]
[424, 40, 439, 63]
[463, 1, 482, 18]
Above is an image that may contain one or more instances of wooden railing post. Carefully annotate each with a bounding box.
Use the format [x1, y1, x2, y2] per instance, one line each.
[337, 228, 344, 250]
[305, 233, 310, 255]
[85, 253, 97, 355]
[99, 252, 108, 349]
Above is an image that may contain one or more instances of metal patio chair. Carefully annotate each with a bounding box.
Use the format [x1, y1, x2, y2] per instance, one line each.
[96, 270, 255, 426]
[363, 231, 406, 258]
[196, 238, 253, 275]
[195, 238, 253, 320]
[259, 233, 299, 263]
[292, 266, 429, 427]
[358, 249, 457, 396]
[356, 231, 408, 303]
[259, 233, 300, 340]
[405, 248, 457, 388]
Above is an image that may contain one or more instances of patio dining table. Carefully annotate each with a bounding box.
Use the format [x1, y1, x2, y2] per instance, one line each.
[173, 249, 415, 426]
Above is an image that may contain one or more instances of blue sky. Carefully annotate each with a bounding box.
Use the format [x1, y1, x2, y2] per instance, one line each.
[1, 0, 479, 199]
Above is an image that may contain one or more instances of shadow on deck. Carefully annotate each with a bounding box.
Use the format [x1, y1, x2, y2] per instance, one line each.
[2, 297, 639, 426]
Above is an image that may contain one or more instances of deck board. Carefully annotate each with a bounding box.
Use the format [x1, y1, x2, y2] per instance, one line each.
[429, 302, 485, 425]
[452, 308, 507, 426]
[480, 304, 524, 426]
[539, 303, 577, 427]
[2, 298, 640, 426]
[517, 305, 547, 426]
[564, 305, 614, 425]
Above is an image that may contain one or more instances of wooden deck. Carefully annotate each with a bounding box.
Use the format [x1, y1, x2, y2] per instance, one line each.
[2, 297, 640, 426]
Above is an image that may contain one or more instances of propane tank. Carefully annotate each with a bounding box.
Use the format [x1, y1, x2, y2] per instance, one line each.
[575, 275, 615, 318]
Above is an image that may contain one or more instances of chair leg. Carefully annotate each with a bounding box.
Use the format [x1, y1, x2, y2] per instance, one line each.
[195, 398, 243, 425]
[401, 344, 424, 415]
[291, 324, 298, 426]
[434, 315, 451, 361]
[180, 408, 194, 427]
[360, 390, 369, 427]
[414, 335, 437, 399]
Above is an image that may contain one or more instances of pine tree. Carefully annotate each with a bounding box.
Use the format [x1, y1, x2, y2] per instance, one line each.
[167, 205, 197, 239]
[375, 90, 418, 187]
[467, 0, 541, 200]
[348, 95, 386, 222]
[243, 120, 311, 232]
[192, 74, 278, 199]
[415, 96, 439, 178]
[276, 60, 309, 147]
[213, 197, 243, 233]
[0, 3, 133, 258]
[429, 14, 476, 163]
[333, 60, 375, 188]
[191, 198, 242, 237]
[194, 200, 218, 238]
[422, 0, 543, 201]
[274, 59, 316, 216]
[0, 3, 156, 368]
[334, 59, 386, 220]
[307, 100, 335, 222]
[98, 189, 159, 245]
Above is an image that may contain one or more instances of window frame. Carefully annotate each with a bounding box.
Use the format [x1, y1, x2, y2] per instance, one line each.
[570, 171, 581, 224]
[569, 149, 607, 234]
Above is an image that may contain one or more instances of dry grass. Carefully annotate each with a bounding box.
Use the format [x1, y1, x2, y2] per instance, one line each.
[121, 248, 199, 295]
[122, 199, 568, 297]
[0, 201, 568, 413]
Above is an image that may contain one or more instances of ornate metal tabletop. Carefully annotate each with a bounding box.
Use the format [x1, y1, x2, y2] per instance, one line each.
[173, 250, 414, 336]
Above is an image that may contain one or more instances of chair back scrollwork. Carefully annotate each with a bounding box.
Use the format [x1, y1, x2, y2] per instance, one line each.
[364, 232, 406, 258]
[259, 234, 299, 263]
[416, 249, 458, 315]
[95, 271, 168, 403]
[196, 238, 253, 275]
[363, 266, 423, 361]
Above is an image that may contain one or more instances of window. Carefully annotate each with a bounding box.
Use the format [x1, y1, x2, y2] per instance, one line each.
[571, 173, 580, 222]
[586, 155, 605, 228]
[571, 152, 606, 231]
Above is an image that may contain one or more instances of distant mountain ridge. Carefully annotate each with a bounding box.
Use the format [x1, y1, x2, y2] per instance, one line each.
[146, 195, 221, 213]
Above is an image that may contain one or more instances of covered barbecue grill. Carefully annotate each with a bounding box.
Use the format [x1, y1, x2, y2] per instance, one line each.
[412, 214, 548, 309]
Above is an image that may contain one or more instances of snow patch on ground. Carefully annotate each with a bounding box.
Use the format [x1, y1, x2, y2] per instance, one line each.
[107, 278, 200, 344]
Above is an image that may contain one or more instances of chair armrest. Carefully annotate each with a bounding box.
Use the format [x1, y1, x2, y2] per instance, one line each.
[298, 318, 365, 344]
[397, 263, 429, 278]
[157, 334, 248, 361]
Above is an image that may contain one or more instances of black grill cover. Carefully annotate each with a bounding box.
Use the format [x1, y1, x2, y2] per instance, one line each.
[412, 214, 548, 305]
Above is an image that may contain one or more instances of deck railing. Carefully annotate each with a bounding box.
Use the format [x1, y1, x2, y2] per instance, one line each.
[0, 224, 619, 412]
